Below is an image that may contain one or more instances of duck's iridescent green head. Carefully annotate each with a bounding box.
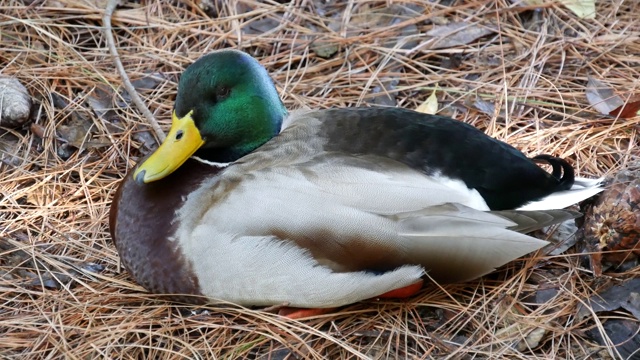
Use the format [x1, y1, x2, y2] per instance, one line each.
[134, 49, 287, 183]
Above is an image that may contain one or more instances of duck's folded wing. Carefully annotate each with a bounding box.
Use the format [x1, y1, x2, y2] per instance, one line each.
[187, 161, 559, 285]
[491, 208, 579, 233]
[391, 203, 562, 282]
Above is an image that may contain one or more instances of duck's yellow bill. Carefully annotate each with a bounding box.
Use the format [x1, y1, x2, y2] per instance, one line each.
[133, 110, 204, 184]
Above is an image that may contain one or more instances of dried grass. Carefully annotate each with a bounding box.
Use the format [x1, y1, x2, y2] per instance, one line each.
[1, 0, 639, 358]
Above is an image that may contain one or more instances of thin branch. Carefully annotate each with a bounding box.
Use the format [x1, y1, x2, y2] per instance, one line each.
[102, 0, 165, 142]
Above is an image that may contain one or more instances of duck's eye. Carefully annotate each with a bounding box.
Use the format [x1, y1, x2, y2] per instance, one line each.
[216, 87, 230, 100]
[175, 130, 184, 140]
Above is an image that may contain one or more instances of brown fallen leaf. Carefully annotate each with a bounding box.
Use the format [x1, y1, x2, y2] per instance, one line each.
[243, 16, 281, 36]
[29, 123, 46, 139]
[86, 85, 119, 121]
[116, 72, 167, 108]
[539, 220, 580, 256]
[464, 95, 508, 119]
[609, 98, 640, 119]
[369, 78, 399, 107]
[586, 319, 640, 359]
[0, 131, 23, 167]
[130, 72, 166, 91]
[80, 262, 105, 274]
[28, 271, 72, 290]
[133, 124, 158, 152]
[0, 236, 105, 291]
[577, 279, 640, 321]
[379, 4, 421, 50]
[57, 119, 110, 151]
[424, 22, 496, 50]
[51, 91, 112, 151]
[50, 92, 70, 109]
[472, 96, 495, 115]
[578, 278, 640, 358]
[85, 86, 126, 137]
[440, 53, 463, 70]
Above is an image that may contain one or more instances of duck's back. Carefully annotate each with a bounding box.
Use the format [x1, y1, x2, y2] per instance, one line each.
[276, 107, 570, 211]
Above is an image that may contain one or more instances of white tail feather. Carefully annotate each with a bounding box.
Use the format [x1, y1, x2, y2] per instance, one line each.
[517, 177, 604, 211]
[572, 177, 605, 188]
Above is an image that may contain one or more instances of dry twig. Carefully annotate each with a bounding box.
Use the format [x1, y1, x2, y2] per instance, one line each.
[102, 0, 165, 141]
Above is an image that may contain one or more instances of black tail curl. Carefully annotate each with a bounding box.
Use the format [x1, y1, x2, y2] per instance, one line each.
[532, 154, 575, 191]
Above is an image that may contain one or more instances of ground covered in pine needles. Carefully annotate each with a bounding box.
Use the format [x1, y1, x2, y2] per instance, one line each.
[1, 1, 639, 359]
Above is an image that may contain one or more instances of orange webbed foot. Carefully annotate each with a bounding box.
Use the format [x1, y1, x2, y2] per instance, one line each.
[376, 279, 424, 299]
[267, 280, 424, 319]
[277, 307, 338, 319]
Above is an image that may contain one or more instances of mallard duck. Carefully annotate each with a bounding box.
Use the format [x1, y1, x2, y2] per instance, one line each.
[110, 49, 602, 317]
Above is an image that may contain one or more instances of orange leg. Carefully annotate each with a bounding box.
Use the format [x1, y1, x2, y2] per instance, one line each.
[376, 279, 424, 299]
[278, 306, 337, 319]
